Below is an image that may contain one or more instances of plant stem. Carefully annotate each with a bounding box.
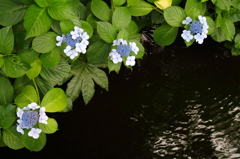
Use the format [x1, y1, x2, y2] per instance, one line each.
[153, 7, 163, 14]
[32, 78, 40, 105]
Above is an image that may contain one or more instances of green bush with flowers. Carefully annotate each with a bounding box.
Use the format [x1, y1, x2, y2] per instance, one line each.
[0, 0, 239, 151]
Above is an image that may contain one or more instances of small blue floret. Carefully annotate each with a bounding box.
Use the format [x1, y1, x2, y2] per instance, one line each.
[189, 21, 203, 34]
[116, 45, 131, 56]
[21, 111, 39, 129]
[63, 34, 81, 47]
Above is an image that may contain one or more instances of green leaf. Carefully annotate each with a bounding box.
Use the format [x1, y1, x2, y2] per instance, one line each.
[41, 88, 67, 112]
[185, 0, 206, 19]
[82, 72, 95, 105]
[221, 18, 235, 41]
[40, 58, 71, 82]
[112, 7, 131, 31]
[223, 9, 240, 23]
[39, 117, 58, 134]
[21, 129, 46, 151]
[86, 66, 108, 91]
[0, 57, 4, 68]
[18, 49, 39, 64]
[0, 130, 6, 147]
[206, 16, 215, 35]
[211, 27, 226, 42]
[66, 75, 83, 102]
[26, 58, 42, 79]
[113, 0, 126, 6]
[86, 13, 98, 29]
[231, 47, 240, 56]
[108, 58, 122, 73]
[0, 104, 16, 129]
[0, 26, 14, 55]
[232, 0, 240, 8]
[13, 75, 33, 96]
[60, 20, 74, 34]
[117, 29, 130, 40]
[14, 85, 38, 108]
[234, 33, 240, 48]
[153, 24, 178, 46]
[164, 6, 186, 27]
[3, 126, 24, 150]
[47, 0, 75, 20]
[2, 56, 31, 78]
[87, 41, 112, 63]
[125, 20, 139, 36]
[24, 4, 52, 38]
[129, 40, 145, 58]
[35, 0, 49, 7]
[128, 1, 153, 16]
[40, 47, 61, 68]
[51, 20, 62, 35]
[127, 0, 140, 6]
[60, 97, 73, 112]
[0, 0, 28, 26]
[70, 18, 94, 38]
[91, 0, 111, 21]
[32, 32, 58, 53]
[212, 0, 231, 11]
[35, 76, 54, 96]
[97, 22, 117, 43]
[19, 0, 35, 4]
[0, 77, 14, 105]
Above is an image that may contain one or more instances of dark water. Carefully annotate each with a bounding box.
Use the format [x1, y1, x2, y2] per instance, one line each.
[2, 36, 240, 159]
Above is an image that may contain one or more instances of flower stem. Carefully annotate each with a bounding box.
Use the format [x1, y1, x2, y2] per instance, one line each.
[32, 78, 40, 105]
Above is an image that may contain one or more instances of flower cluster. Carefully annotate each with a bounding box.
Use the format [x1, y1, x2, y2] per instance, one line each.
[109, 39, 139, 66]
[16, 102, 48, 139]
[56, 26, 89, 59]
[181, 15, 209, 44]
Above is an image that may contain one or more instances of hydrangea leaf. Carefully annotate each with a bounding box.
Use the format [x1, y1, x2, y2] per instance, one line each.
[2, 56, 31, 78]
[91, 0, 111, 21]
[206, 16, 215, 35]
[24, 4, 52, 38]
[234, 34, 240, 48]
[129, 41, 145, 59]
[221, 18, 235, 41]
[40, 58, 71, 82]
[164, 6, 186, 27]
[32, 32, 58, 53]
[38, 117, 58, 134]
[125, 20, 139, 36]
[117, 29, 129, 40]
[14, 85, 38, 108]
[60, 20, 74, 34]
[67, 60, 108, 104]
[128, 1, 153, 16]
[0, 57, 4, 68]
[35, 76, 54, 96]
[127, 0, 140, 7]
[86, 13, 98, 29]
[13, 75, 33, 96]
[97, 22, 117, 43]
[112, 7, 131, 31]
[86, 40, 112, 63]
[0, 26, 14, 55]
[21, 129, 46, 151]
[19, 0, 35, 4]
[3, 126, 24, 150]
[153, 24, 178, 46]
[108, 58, 122, 73]
[40, 47, 61, 68]
[211, 27, 226, 42]
[212, 0, 231, 11]
[0, 130, 6, 147]
[0, 104, 16, 129]
[41, 88, 68, 112]
[18, 49, 39, 65]
[113, 0, 126, 6]
[154, 0, 172, 10]
[59, 97, 73, 112]
[26, 58, 42, 79]
[47, 0, 75, 20]
[185, 0, 206, 19]
[0, 0, 28, 26]
[51, 20, 62, 35]
[0, 77, 14, 105]
[34, 0, 51, 7]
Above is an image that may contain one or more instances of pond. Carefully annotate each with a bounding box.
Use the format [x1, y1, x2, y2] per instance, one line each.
[2, 35, 240, 159]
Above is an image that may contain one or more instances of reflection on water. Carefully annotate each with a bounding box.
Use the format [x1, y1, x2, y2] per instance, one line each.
[127, 37, 240, 158]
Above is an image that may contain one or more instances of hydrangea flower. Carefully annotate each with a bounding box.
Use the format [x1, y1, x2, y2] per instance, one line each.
[109, 39, 139, 66]
[181, 15, 209, 44]
[56, 26, 89, 59]
[16, 102, 48, 139]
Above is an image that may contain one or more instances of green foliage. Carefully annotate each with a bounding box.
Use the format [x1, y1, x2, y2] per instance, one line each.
[91, 0, 111, 21]
[0, 104, 16, 129]
[97, 22, 117, 43]
[3, 126, 24, 150]
[0, 77, 14, 105]
[128, 1, 153, 16]
[164, 6, 186, 27]
[0, 26, 14, 55]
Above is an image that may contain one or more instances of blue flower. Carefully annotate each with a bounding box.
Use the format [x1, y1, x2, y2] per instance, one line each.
[21, 111, 39, 129]
[189, 21, 203, 34]
[116, 45, 131, 56]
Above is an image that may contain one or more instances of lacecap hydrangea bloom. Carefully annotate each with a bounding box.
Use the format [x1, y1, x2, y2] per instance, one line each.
[16, 102, 48, 139]
[181, 15, 209, 44]
[109, 39, 139, 66]
[56, 26, 89, 59]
